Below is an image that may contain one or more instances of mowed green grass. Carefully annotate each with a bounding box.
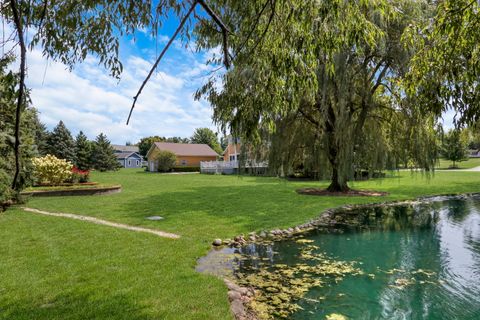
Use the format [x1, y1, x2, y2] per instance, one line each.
[436, 157, 480, 169]
[1, 169, 480, 319]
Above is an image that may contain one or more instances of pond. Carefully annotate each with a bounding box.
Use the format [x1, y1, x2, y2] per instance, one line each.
[198, 195, 480, 319]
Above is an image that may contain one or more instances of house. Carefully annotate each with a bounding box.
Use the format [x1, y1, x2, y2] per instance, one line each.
[116, 152, 144, 168]
[112, 145, 144, 168]
[201, 136, 268, 174]
[146, 142, 219, 172]
[469, 149, 480, 158]
[223, 136, 241, 161]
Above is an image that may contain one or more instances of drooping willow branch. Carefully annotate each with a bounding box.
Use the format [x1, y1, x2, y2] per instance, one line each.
[127, 0, 231, 125]
[9, 0, 26, 191]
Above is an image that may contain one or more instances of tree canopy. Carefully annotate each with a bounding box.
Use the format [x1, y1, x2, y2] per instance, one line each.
[195, 0, 438, 191]
[190, 128, 222, 154]
[406, 0, 480, 125]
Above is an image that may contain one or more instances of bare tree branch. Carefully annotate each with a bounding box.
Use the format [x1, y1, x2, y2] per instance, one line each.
[126, 1, 198, 125]
[298, 106, 320, 127]
[198, 0, 230, 68]
[371, 63, 390, 94]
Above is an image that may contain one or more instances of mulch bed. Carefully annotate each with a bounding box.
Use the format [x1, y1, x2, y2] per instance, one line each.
[296, 188, 389, 197]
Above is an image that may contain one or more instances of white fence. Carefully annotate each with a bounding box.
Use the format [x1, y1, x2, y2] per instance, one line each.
[200, 160, 268, 174]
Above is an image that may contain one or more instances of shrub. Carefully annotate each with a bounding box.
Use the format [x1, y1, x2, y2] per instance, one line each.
[172, 166, 200, 172]
[71, 166, 90, 183]
[32, 154, 73, 186]
[155, 150, 177, 172]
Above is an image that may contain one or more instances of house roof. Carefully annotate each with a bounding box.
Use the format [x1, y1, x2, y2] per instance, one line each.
[115, 152, 142, 159]
[112, 145, 139, 153]
[150, 142, 219, 157]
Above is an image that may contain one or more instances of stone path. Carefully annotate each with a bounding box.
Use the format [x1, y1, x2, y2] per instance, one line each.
[22, 207, 180, 239]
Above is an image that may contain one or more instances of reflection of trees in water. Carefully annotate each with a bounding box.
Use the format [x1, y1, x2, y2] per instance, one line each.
[376, 199, 480, 319]
[377, 209, 443, 319]
[237, 242, 279, 270]
[445, 199, 471, 224]
[469, 195, 480, 212]
[338, 202, 440, 232]
[461, 207, 480, 283]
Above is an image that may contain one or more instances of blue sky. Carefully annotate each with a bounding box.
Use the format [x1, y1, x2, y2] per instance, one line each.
[15, 15, 223, 145]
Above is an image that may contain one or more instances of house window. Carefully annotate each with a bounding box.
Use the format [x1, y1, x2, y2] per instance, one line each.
[128, 160, 131, 166]
[136, 160, 140, 166]
[230, 155, 236, 161]
[181, 159, 187, 166]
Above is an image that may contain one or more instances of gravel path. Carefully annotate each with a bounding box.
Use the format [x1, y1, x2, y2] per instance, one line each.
[438, 166, 480, 172]
[22, 207, 180, 239]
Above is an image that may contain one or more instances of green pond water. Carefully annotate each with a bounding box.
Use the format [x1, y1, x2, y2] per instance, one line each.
[200, 196, 480, 319]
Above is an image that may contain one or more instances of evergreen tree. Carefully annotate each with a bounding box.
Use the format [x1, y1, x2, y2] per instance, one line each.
[75, 131, 92, 170]
[47, 120, 75, 162]
[32, 109, 49, 156]
[92, 133, 120, 172]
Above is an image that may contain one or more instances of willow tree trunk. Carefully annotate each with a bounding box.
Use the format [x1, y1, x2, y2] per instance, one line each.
[327, 158, 350, 192]
[324, 104, 350, 192]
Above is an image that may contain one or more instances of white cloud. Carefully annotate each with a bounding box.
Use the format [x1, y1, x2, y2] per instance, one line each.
[22, 39, 219, 144]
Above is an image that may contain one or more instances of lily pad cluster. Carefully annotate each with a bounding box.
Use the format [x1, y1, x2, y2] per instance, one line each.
[381, 267, 439, 289]
[234, 243, 363, 319]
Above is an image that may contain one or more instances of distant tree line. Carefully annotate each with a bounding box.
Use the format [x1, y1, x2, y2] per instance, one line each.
[37, 121, 120, 172]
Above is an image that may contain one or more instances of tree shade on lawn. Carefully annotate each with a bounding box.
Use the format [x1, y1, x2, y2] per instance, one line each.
[2, 169, 480, 319]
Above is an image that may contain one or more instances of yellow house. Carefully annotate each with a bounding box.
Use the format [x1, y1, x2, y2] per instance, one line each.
[147, 142, 218, 171]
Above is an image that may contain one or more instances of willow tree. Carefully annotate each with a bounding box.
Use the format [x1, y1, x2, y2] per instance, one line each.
[196, 0, 437, 191]
[406, 0, 480, 125]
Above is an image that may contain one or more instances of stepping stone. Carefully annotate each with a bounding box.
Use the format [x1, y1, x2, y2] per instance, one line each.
[146, 216, 164, 221]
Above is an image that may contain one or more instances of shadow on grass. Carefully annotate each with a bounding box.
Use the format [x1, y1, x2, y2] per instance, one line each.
[1, 292, 154, 320]
[122, 174, 480, 234]
[121, 182, 374, 234]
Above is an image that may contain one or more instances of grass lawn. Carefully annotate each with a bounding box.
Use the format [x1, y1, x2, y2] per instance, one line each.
[1, 169, 480, 319]
[436, 157, 480, 169]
